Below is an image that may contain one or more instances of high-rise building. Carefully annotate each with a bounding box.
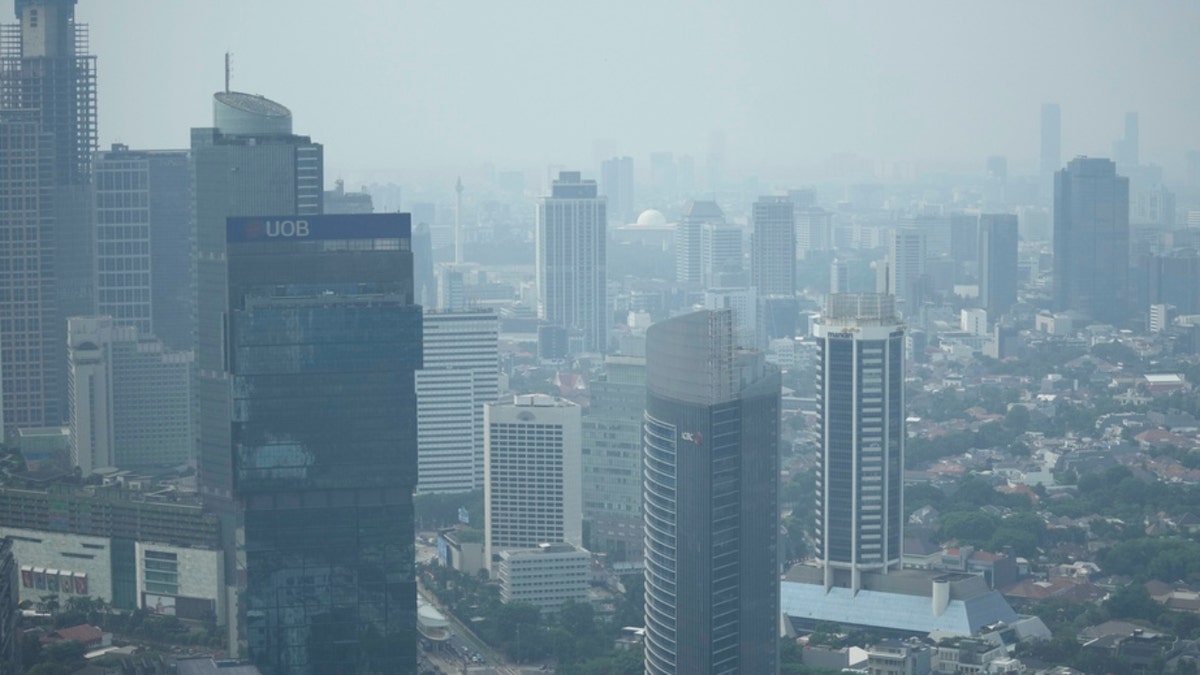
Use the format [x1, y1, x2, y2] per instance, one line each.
[830, 258, 848, 294]
[795, 207, 834, 260]
[0, 111, 53, 435]
[536, 171, 607, 353]
[978, 214, 1019, 322]
[67, 316, 192, 474]
[93, 145, 191, 350]
[412, 221, 435, 308]
[643, 309, 780, 675]
[1113, 111, 1139, 170]
[600, 155, 634, 225]
[227, 213, 420, 673]
[0, 0, 97, 432]
[701, 221, 743, 287]
[751, 195, 796, 296]
[192, 90, 323, 502]
[1053, 157, 1130, 326]
[581, 355, 645, 561]
[676, 199, 724, 286]
[704, 287, 759, 349]
[323, 178, 372, 214]
[888, 228, 926, 315]
[484, 394, 582, 570]
[813, 294, 905, 593]
[1143, 250, 1200, 316]
[416, 309, 499, 494]
[1040, 103, 1061, 196]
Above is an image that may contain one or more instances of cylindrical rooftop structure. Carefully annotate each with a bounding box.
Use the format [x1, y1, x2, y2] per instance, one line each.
[213, 91, 292, 136]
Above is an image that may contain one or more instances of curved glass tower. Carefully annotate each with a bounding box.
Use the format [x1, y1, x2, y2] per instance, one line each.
[643, 310, 779, 674]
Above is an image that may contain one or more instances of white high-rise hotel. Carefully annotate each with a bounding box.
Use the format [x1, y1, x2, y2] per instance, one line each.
[484, 395, 582, 571]
[416, 309, 500, 494]
[536, 171, 607, 353]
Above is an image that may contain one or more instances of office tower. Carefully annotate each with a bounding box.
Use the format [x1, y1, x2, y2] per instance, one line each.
[323, 178, 372, 214]
[676, 199, 724, 285]
[701, 220, 743, 287]
[814, 294, 905, 593]
[978, 215, 1019, 322]
[435, 264, 465, 311]
[1144, 251, 1200, 316]
[0, 0, 97, 431]
[412, 222, 435, 308]
[67, 317, 192, 474]
[949, 213, 979, 270]
[192, 90, 323, 502]
[0, 537, 14, 675]
[1040, 103, 1061, 194]
[788, 187, 817, 210]
[831, 258, 848, 294]
[704, 287, 759, 349]
[536, 171, 607, 353]
[581, 355, 645, 561]
[1053, 157, 1131, 326]
[888, 228, 926, 314]
[454, 176, 464, 264]
[417, 309, 499, 494]
[600, 155, 635, 225]
[643, 309, 780, 675]
[751, 195, 796, 296]
[1113, 111, 1139, 170]
[227, 214, 421, 673]
[795, 207, 834, 259]
[0, 111, 53, 435]
[484, 394, 582, 569]
[93, 145, 191, 350]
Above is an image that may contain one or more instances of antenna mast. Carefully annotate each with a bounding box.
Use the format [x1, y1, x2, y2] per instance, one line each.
[224, 52, 232, 93]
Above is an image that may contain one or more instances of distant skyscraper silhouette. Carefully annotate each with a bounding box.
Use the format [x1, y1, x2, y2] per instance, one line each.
[228, 214, 420, 673]
[676, 199, 724, 286]
[192, 90, 323, 502]
[1053, 157, 1130, 326]
[0, 0, 97, 431]
[1040, 103, 1061, 198]
[1113, 111, 1139, 170]
[814, 294, 905, 593]
[751, 195, 796, 296]
[536, 171, 607, 353]
[888, 228, 926, 316]
[643, 309, 780, 675]
[600, 155, 635, 225]
[978, 214, 1019, 322]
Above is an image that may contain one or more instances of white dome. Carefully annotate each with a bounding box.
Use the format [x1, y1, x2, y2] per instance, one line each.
[635, 209, 667, 227]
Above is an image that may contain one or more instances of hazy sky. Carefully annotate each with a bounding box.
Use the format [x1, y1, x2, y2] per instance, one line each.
[80, 1, 1200, 181]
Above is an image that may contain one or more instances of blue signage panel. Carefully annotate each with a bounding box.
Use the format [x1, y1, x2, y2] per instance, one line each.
[226, 213, 411, 243]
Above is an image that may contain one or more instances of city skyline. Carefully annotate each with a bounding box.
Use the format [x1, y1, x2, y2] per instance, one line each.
[77, 2, 1200, 181]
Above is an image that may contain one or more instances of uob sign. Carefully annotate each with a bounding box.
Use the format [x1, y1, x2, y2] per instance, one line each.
[263, 219, 309, 237]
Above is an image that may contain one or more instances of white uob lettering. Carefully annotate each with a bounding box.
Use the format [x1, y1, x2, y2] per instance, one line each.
[265, 220, 310, 237]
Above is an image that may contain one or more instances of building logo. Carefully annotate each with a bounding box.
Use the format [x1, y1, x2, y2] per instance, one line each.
[244, 220, 264, 239]
[681, 431, 703, 446]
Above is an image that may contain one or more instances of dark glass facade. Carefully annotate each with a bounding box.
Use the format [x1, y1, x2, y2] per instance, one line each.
[643, 310, 779, 675]
[979, 214, 1019, 322]
[228, 214, 420, 674]
[1053, 157, 1130, 326]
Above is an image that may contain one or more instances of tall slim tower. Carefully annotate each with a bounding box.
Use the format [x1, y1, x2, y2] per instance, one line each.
[454, 176, 464, 265]
[813, 294, 905, 594]
[978, 214, 1019, 322]
[1053, 157, 1130, 326]
[0, 0, 97, 431]
[751, 195, 796, 297]
[676, 199, 724, 286]
[536, 171, 607, 353]
[1113, 111, 1139, 170]
[228, 213, 421, 673]
[600, 155, 634, 225]
[888, 228, 926, 315]
[643, 309, 780, 675]
[192, 90, 323, 503]
[1040, 103, 1061, 197]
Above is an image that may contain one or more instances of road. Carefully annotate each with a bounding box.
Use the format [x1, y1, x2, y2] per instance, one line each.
[418, 580, 523, 675]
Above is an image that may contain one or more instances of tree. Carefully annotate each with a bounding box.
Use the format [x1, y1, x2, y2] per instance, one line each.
[1004, 405, 1031, 434]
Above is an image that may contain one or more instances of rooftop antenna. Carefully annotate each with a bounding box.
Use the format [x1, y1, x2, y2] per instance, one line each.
[224, 51, 232, 93]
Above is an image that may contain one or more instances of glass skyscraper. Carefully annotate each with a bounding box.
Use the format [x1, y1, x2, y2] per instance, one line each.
[1053, 156, 1130, 326]
[227, 214, 421, 674]
[643, 309, 780, 675]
